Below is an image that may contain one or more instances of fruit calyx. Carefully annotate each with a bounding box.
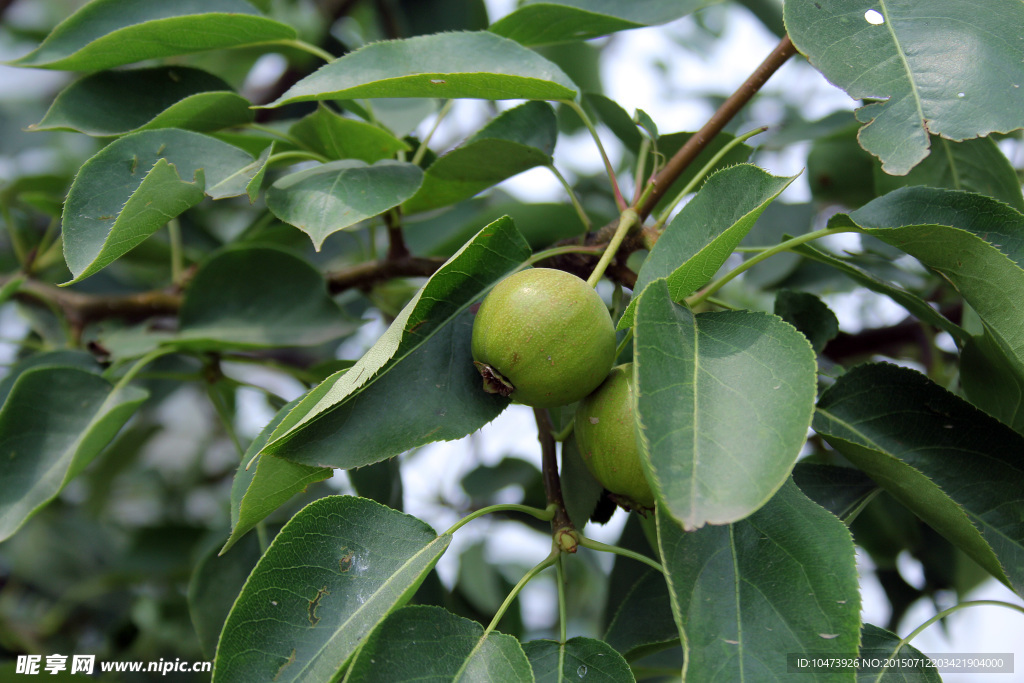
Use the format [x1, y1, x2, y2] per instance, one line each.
[473, 361, 514, 397]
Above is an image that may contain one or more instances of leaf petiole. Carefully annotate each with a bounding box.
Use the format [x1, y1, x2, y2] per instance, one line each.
[577, 535, 664, 574]
[483, 551, 558, 637]
[443, 503, 556, 537]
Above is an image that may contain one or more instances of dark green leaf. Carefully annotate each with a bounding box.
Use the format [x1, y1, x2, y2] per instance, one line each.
[213, 496, 451, 683]
[807, 124, 878, 207]
[843, 186, 1024, 390]
[960, 330, 1024, 434]
[261, 216, 531, 457]
[9, 0, 296, 71]
[619, 164, 795, 329]
[785, 0, 1024, 174]
[290, 105, 411, 163]
[32, 67, 252, 136]
[560, 435, 604, 530]
[345, 605, 532, 682]
[603, 567, 679, 661]
[266, 309, 508, 470]
[657, 480, 861, 681]
[857, 623, 941, 682]
[633, 281, 817, 529]
[403, 101, 557, 214]
[774, 290, 839, 354]
[0, 350, 100, 405]
[62, 129, 254, 283]
[524, 636, 635, 682]
[266, 159, 423, 250]
[266, 31, 577, 107]
[874, 135, 1024, 212]
[489, 0, 721, 46]
[189, 533, 263, 659]
[788, 239, 965, 342]
[791, 462, 877, 523]
[222, 396, 332, 555]
[462, 457, 541, 500]
[178, 246, 355, 349]
[813, 362, 1024, 595]
[0, 368, 147, 542]
[349, 458, 404, 510]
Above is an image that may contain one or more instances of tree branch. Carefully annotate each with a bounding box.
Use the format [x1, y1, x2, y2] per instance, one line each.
[637, 35, 797, 221]
[534, 407, 578, 552]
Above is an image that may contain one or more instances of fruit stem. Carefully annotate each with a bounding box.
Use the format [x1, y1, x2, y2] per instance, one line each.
[651, 126, 768, 232]
[411, 99, 453, 167]
[586, 208, 638, 288]
[547, 164, 592, 233]
[900, 600, 1024, 651]
[686, 226, 862, 306]
[443, 503, 556, 537]
[577, 535, 664, 574]
[482, 551, 558, 638]
[560, 99, 627, 211]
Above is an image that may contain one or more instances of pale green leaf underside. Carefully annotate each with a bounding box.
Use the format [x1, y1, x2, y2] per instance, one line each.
[489, 0, 721, 46]
[633, 281, 817, 530]
[62, 128, 254, 283]
[266, 31, 577, 106]
[9, 0, 296, 71]
[0, 368, 147, 542]
[657, 480, 861, 681]
[266, 159, 424, 250]
[212, 496, 451, 683]
[813, 363, 1024, 595]
[785, 0, 1024, 174]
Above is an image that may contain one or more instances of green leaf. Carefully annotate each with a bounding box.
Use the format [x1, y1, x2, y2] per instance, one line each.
[0, 367, 147, 542]
[560, 434, 604, 529]
[403, 101, 557, 214]
[261, 216, 531, 456]
[603, 567, 679, 661]
[208, 142, 274, 203]
[212, 496, 451, 683]
[791, 463, 877, 523]
[774, 290, 839, 354]
[265, 31, 577, 107]
[178, 246, 355, 349]
[807, 124, 878, 208]
[789, 239, 967, 343]
[618, 164, 795, 329]
[189, 533, 263, 659]
[844, 186, 1024, 390]
[289, 105, 411, 163]
[221, 396, 331, 555]
[349, 458, 404, 510]
[857, 624, 941, 682]
[785, 0, 1024, 175]
[960, 330, 1024, 433]
[813, 362, 1024, 595]
[0, 350, 100, 405]
[489, 0, 721, 46]
[633, 281, 818, 529]
[266, 159, 423, 250]
[524, 636, 635, 682]
[62, 129, 254, 283]
[9, 0, 296, 71]
[266, 309, 509, 469]
[345, 605, 532, 682]
[657, 480, 861, 681]
[874, 135, 1024, 212]
[31, 67, 252, 136]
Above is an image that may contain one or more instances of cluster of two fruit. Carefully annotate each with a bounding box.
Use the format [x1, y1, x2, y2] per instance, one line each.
[471, 268, 654, 511]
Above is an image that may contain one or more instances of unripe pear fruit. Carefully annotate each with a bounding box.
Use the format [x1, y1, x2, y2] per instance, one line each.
[471, 268, 616, 408]
[574, 363, 655, 510]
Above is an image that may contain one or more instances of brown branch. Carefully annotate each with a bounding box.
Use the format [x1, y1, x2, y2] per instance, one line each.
[326, 256, 444, 294]
[533, 407, 578, 552]
[637, 35, 797, 221]
[384, 211, 410, 261]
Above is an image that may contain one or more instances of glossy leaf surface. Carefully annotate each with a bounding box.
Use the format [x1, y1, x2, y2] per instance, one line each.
[524, 636, 635, 682]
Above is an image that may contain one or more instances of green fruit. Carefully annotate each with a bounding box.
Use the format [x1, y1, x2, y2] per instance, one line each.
[471, 268, 616, 408]
[574, 363, 654, 510]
